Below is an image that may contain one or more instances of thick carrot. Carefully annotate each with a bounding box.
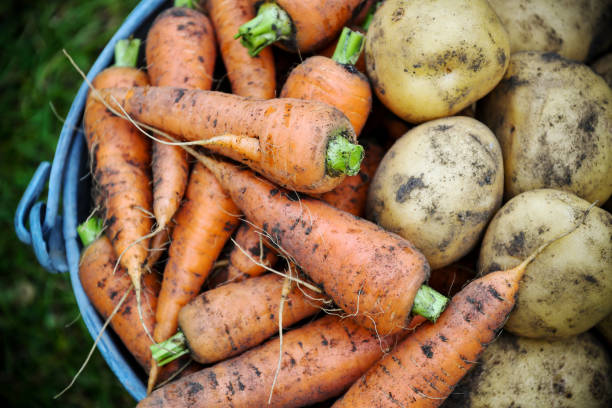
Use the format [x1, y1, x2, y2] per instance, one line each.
[204, 0, 276, 98]
[96, 86, 363, 194]
[145, 2, 217, 267]
[332, 252, 552, 407]
[192, 155, 447, 335]
[138, 314, 402, 408]
[235, 0, 366, 55]
[84, 39, 152, 313]
[152, 272, 327, 365]
[280, 27, 372, 136]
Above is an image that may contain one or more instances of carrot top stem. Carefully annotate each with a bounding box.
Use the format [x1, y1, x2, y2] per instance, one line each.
[150, 331, 189, 367]
[361, 2, 380, 31]
[174, 0, 193, 8]
[113, 38, 140, 68]
[77, 217, 104, 247]
[412, 284, 449, 323]
[326, 134, 365, 177]
[234, 2, 292, 56]
[331, 27, 365, 66]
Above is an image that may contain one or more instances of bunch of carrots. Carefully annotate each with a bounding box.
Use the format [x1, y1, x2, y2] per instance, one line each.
[68, 1, 578, 407]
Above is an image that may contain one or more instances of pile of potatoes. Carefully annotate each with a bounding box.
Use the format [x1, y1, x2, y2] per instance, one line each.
[363, 0, 612, 405]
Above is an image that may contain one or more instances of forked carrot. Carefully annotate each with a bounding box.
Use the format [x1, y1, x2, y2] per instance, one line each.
[95, 86, 364, 194]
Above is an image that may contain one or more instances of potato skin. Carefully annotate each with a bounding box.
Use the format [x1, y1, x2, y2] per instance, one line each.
[443, 332, 612, 408]
[479, 51, 612, 204]
[478, 189, 612, 339]
[366, 116, 503, 269]
[365, 0, 510, 123]
[592, 52, 612, 87]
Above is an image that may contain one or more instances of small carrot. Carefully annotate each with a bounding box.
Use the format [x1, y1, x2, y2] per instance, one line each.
[189, 154, 448, 335]
[235, 0, 366, 55]
[137, 314, 403, 408]
[204, 0, 276, 98]
[83, 39, 152, 322]
[151, 271, 327, 366]
[332, 226, 584, 408]
[280, 27, 372, 136]
[96, 86, 364, 194]
[145, 0, 217, 267]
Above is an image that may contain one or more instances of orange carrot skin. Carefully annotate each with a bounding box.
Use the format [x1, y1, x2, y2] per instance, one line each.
[206, 158, 430, 335]
[84, 67, 152, 287]
[153, 162, 241, 344]
[332, 267, 524, 408]
[205, 0, 276, 98]
[179, 273, 325, 364]
[276, 0, 367, 53]
[224, 222, 279, 283]
[138, 315, 401, 408]
[99, 86, 356, 193]
[145, 5, 216, 228]
[317, 142, 384, 217]
[280, 56, 371, 136]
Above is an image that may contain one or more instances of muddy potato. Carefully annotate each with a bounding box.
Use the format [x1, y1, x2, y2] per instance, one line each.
[443, 332, 612, 408]
[478, 189, 612, 339]
[366, 116, 503, 269]
[592, 52, 612, 87]
[365, 0, 510, 123]
[488, 0, 611, 62]
[480, 51, 612, 204]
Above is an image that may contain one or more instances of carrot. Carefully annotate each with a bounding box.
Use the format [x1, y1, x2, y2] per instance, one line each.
[204, 0, 276, 98]
[331, 229, 583, 408]
[235, 0, 367, 55]
[137, 314, 403, 408]
[83, 39, 152, 321]
[148, 161, 241, 390]
[151, 271, 327, 366]
[188, 155, 448, 335]
[280, 27, 372, 136]
[145, 1, 217, 267]
[96, 86, 364, 194]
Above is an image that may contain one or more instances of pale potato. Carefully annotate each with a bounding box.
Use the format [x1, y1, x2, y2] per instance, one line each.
[479, 51, 612, 204]
[365, 0, 510, 123]
[366, 116, 503, 269]
[478, 189, 612, 339]
[592, 52, 612, 87]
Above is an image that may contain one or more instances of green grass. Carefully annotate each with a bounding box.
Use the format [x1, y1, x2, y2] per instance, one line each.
[0, 0, 144, 406]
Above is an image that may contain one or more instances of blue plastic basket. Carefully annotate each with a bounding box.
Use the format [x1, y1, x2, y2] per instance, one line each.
[14, 0, 168, 400]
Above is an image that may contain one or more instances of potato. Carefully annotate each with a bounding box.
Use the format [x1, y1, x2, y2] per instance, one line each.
[366, 116, 503, 269]
[365, 0, 509, 123]
[478, 188, 612, 339]
[487, 0, 611, 62]
[592, 52, 612, 87]
[442, 332, 612, 408]
[479, 51, 612, 204]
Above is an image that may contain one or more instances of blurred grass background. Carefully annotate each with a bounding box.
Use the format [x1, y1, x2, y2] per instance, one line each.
[0, 0, 142, 406]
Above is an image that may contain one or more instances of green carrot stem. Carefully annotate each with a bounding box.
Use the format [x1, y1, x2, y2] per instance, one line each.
[150, 331, 189, 366]
[326, 134, 364, 177]
[331, 27, 365, 66]
[114, 38, 141, 68]
[360, 1, 381, 31]
[174, 0, 193, 8]
[77, 217, 104, 247]
[234, 2, 293, 56]
[412, 285, 449, 323]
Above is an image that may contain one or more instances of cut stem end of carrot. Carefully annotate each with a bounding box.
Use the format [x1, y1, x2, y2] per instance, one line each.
[114, 38, 141, 68]
[150, 331, 189, 366]
[332, 27, 365, 66]
[411, 285, 449, 323]
[77, 217, 104, 247]
[326, 134, 364, 177]
[174, 0, 193, 8]
[234, 2, 292, 56]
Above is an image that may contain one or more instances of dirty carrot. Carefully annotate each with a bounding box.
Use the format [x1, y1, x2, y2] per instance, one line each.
[235, 0, 366, 55]
[138, 314, 403, 408]
[204, 0, 276, 98]
[190, 154, 448, 335]
[148, 162, 240, 391]
[280, 26, 372, 136]
[96, 86, 363, 194]
[83, 39, 152, 319]
[145, 0, 217, 266]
